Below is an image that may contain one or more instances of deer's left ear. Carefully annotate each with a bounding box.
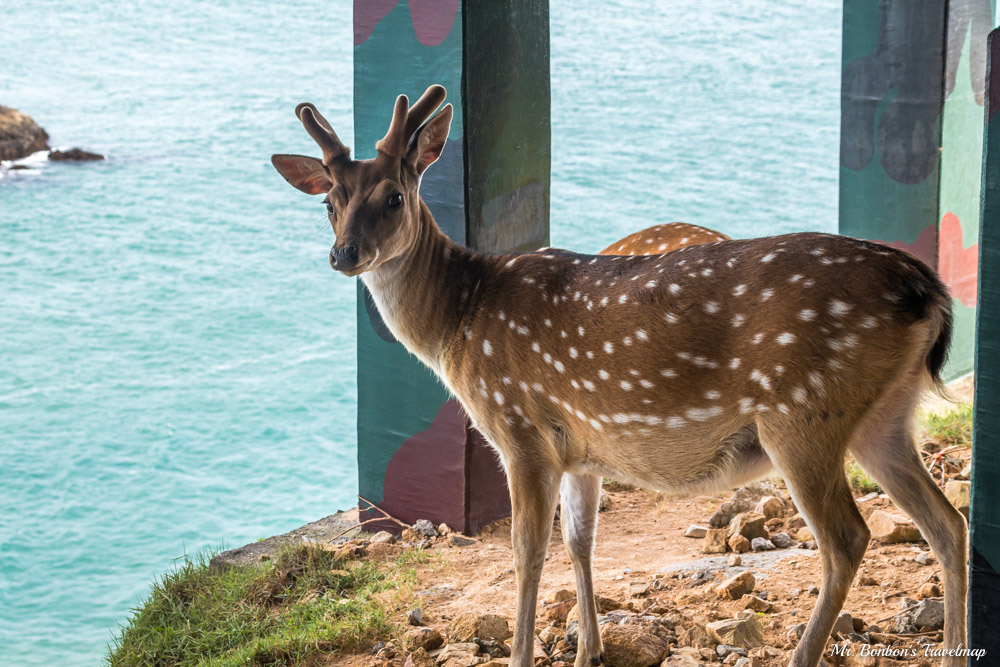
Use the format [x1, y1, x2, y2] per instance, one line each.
[405, 104, 453, 175]
[271, 154, 332, 195]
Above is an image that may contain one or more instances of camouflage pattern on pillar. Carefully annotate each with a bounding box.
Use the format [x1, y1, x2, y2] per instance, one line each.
[353, 0, 549, 533]
[840, 0, 994, 380]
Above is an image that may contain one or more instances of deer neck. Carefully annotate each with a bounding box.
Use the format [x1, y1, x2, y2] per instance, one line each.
[360, 199, 479, 374]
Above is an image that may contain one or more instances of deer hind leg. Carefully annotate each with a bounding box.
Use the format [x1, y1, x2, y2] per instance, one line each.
[850, 417, 968, 664]
[506, 459, 561, 667]
[760, 428, 870, 667]
[559, 472, 603, 667]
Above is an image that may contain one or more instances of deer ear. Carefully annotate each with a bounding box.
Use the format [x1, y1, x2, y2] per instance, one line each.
[271, 154, 332, 195]
[405, 104, 453, 175]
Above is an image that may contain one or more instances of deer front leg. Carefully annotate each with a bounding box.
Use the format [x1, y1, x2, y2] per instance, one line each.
[507, 460, 561, 667]
[560, 473, 604, 667]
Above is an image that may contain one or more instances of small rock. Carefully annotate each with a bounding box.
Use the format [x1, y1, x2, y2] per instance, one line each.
[544, 589, 575, 604]
[475, 637, 511, 659]
[437, 523, 452, 535]
[914, 551, 933, 565]
[867, 510, 922, 543]
[413, 519, 439, 537]
[400, 528, 419, 541]
[677, 623, 715, 649]
[599, 490, 612, 512]
[716, 571, 756, 600]
[728, 554, 742, 567]
[407, 608, 424, 626]
[894, 598, 944, 632]
[435, 642, 480, 663]
[448, 614, 512, 643]
[543, 599, 576, 624]
[769, 532, 794, 549]
[48, 147, 104, 161]
[600, 622, 671, 667]
[729, 534, 751, 554]
[960, 462, 973, 479]
[857, 575, 878, 586]
[751, 538, 775, 552]
[945, 480, 970, 519]
[729, 512, 768, 541]
[538, 625, 560, 645]
[754, 496, 785, 520]
[717, 644, 749, 659]
[802, 540, 817, 550]
[450, 535, 477, 547]
[403, 647, 436, 667]
[786, 623, 806, 641]
[795, 526, 813, 542]
[704, 528, 729, 554]
[405, 626, 443, 650]
[831, 612, 854, 637]
[917, 582, 942, 599]
[685, 524, 709, 538]
[786, 514, 807, 531]
[741, 595, 773, 613]
[663, 651, 701, 666]
[628, 581, 649, 597]
[707, 616, 764, 649]
[807, 585, 819, 595]
[856, 491, 879, 503]
[370, 531, 397, 544]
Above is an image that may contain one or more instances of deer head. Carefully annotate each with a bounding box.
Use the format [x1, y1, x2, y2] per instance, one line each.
[271, 85, 453, 276]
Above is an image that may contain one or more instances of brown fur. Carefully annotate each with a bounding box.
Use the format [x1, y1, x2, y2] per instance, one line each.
[272, 86, 966, 667]
[600, 222, 730, 256]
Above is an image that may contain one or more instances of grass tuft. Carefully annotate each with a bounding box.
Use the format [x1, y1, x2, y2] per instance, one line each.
[846, 458, 881, 495]
[108, 544, 423, 666]
[923, 404, 973, 449]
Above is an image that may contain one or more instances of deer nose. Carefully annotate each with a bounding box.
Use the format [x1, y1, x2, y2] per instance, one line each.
[329, 244, 359, 269]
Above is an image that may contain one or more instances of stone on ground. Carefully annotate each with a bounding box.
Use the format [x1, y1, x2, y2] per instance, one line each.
[685, 524, 708, 538]
[704, 528, 729, 553]
[706, 616, 764, 649]
[403, 647, 436, 667]
[754, 496, 785, 520]
[716, 571, 755, 600]
[599, 622, 671, 667]
[831, 611, 854, 637]
[944, 480, 970, 519]
[405, 626, 443, 651]
[750, 537, 775, 552]
[867, 510, 922, 543]
[741, 594, 773, 613]
[413, 519, 439, 537]
[448, 614, 511, 643]
[729, 512, 768, 540]
[435, 642, 480, 663]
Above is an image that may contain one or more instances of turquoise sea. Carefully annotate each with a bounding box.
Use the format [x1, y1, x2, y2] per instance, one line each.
[0, 1, 840, 664]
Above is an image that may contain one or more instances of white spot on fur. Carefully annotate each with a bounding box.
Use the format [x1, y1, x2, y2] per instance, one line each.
[483, 340, 493, 356]
[686, 406, 723, 421]
[660, 369, 677, 378]
[705, 390, 721, 400]
[733, 284, 747, 296]
[776, 332, 796, 345]
[493, 391, 504, 405]
[761, 253, 776, 263]
[752, 333, 765, 344]
[731, 314, 746, 327]
[554, 360, 565, 373]
[828, 299, 853, 317]
[750, 369, 772, 390]
[669, 283, 681, 295]
[599, 369, 610, 380]
[704, 301, 720, 314]
[739, 398, 754, 413]
[760, 288, 774, 301]
[604, 342, 614, 354]
[667, 416, 687, 428]
[729, 358, 741, 370]
[792, 386, 807, 404]
[620, 381, 632, 391]
[798, 309, 816, 322]
[636, 329, 648, 341]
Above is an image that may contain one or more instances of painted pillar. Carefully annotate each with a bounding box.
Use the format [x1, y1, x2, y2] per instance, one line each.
[353, 0, 550, 533]
[840, 0, 993, 380]
[970, 26, 1000, 659]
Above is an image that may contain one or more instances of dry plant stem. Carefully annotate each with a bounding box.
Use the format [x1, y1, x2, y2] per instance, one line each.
[357, 495, 410, 530]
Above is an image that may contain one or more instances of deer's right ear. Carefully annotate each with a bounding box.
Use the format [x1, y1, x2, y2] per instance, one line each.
[271, 154, 332, 195]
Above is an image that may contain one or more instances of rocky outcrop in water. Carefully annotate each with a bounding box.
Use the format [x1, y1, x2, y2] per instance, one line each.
[0, 106, 50, 161]
[49, 148, 103, 161]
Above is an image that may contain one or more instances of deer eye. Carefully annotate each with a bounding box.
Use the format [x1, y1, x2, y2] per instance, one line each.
[324, 200, 335, 216]
[387, 193, 403, 208]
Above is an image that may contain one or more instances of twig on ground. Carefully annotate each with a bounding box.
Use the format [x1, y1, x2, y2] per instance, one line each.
[357, 495, 410, 529]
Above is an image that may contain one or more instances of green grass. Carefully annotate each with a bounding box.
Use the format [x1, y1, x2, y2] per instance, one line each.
[846, 458, 881, 495]
[602, 478, 635, 491]
[108, 544, 425, 667]
[923, 404, 973, 450]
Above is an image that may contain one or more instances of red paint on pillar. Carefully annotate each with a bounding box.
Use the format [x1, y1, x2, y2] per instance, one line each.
[938, 212, 979, 307]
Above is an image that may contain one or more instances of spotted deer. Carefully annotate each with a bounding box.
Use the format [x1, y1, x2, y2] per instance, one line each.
[601, 222, 730, 256]
[272, 85, 967, 667]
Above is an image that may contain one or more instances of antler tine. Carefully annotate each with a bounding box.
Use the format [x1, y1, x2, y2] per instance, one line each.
[375, 94, 410, 157]
[403, 85, 447, 142]
[295, 103, 350, 165]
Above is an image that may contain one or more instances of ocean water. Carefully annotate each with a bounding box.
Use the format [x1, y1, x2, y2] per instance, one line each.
[0, 1, 840, 664]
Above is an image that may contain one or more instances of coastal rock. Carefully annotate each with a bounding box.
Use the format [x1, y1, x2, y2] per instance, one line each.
[0, 106, 49, 161]
[48, 147, 103, 161]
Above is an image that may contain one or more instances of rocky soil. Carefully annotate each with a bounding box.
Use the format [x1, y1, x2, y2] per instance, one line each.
[277, 431, 970, 667]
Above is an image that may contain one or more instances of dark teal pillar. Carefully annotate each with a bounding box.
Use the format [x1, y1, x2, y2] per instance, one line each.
[353, 0, 549, 533]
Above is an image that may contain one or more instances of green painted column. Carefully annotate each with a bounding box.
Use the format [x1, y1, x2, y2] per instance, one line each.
[353, 0, 549, 533]
[840, 0, 994, 381]
[970, 25, 1000, 658]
